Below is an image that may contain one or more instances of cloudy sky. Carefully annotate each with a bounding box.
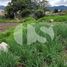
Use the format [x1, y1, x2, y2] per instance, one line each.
[49, 0, 67, 6]
[0, 0, 67, 6]
[0, 0, 11, 6]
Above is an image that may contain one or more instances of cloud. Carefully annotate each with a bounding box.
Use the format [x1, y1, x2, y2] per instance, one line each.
[0, 0, 11, 6]
[0, 0, 11, 1]
[49, 0, 67, 6]
[0, 0, 67, 6]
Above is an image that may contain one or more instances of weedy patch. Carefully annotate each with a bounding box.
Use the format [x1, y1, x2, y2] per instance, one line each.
[0, 19, 67, 67]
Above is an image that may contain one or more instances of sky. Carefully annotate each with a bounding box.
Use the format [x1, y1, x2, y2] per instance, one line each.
[0, 0, 11, 6]
[0, 0, 67, 6]
[49, 0, 67, 6]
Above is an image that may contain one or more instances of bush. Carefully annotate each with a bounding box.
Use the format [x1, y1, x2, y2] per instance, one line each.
[5, 6, 15, 19]
[5, 12, 14, 19]
[53, 9, 58, 13]
[21, 9, 31, 17]
[34, 9, 45, 19]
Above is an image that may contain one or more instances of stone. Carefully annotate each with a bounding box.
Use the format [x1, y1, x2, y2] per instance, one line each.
[0, 42, 9, 52]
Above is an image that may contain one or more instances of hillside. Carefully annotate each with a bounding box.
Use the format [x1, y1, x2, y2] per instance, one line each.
[0, 5, 5, 10]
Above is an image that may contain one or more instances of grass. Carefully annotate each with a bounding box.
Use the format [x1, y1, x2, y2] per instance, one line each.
[0, 16, 22, 23]
[38, 15, 67, 22]
[0, 16, 67, 67]
[0, 15, 67, 23]
[0, 19, 19, 23]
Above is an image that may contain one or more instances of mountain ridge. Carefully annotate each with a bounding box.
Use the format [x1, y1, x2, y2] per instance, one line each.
[0, 5, 5, 10]
[48, 5, 67, 10]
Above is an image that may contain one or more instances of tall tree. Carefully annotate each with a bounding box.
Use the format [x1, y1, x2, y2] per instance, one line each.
[5, 0, 32, 18]
[5, 0, 48, 18]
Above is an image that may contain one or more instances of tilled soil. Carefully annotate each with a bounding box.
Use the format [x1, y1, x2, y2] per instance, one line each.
[0, 23, 19, 32]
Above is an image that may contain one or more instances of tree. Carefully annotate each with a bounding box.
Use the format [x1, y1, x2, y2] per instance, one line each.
[32, 0, 48, 19]
[5, 0, 48, 18]
[5, 0, 32, 18]
[54, 9, 59, 13]
[32, 0, 48, 8]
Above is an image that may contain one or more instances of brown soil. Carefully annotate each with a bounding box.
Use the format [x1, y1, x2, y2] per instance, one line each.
[0, 23, 19, 32]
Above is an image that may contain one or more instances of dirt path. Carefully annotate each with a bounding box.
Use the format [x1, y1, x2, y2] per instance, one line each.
[0, 23, 19, 32]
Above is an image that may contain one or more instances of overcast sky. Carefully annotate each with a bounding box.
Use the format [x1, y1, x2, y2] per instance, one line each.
[0, 0, 11, 6]
[49, 0, 67, 6]
[0, 0, 67, 6]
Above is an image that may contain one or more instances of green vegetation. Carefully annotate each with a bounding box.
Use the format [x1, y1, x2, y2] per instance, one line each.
[38, 15, 67, 22]
[0, 0, 67, 67]
[0, 18, 67, 67]
[5, 0, 47, 19]
[0, 14, 67, 23]
[0, 19, 17, 23]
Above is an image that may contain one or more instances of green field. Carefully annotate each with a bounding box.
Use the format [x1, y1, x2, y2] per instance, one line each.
[0, 15, 67, 23]
[38, 15, 67, 22]
[0, 16, 67, 67]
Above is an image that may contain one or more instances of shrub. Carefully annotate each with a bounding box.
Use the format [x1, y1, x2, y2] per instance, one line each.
[53, 9, 58, 13]
[5, 12, 14, 19]
[34, 9, 45, 19]
[21, 9, 31, 17]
